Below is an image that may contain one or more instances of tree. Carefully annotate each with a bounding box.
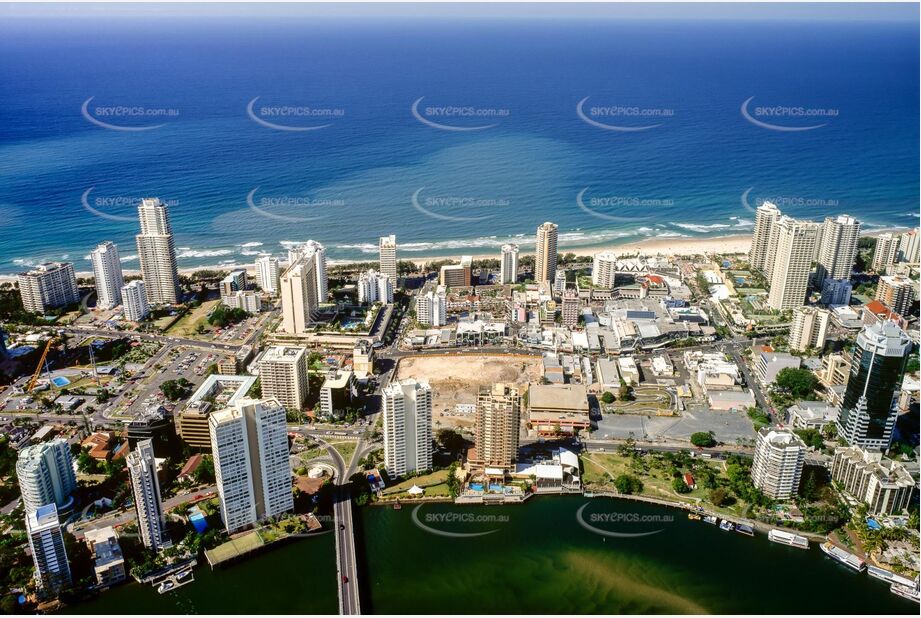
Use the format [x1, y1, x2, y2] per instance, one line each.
[160, 378, 193, 401]
[690, 431, 716, 448]
[794, 428, 824, 450]
[775, 368, 820, 400]
[613, 474, 643, 495]
[618, 379, 634, 402]
[436, 429, 467, 454]
[600, 391, 615, 404]
[708, 487, 729, 507]
[193, 455, 215, 484]
[672, 477, 692, 494]
[207, 304, 248, 328]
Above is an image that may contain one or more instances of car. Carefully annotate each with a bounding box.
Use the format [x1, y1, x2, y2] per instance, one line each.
[341, 576, 348, 584]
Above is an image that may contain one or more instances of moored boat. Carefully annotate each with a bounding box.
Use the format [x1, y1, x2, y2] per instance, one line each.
[768, 529, 809, 549]
[688, 513, 701, 521]
[735, 523, 754, 537]
[703, 515, 717, 525]
[718, 519, 735, 531]
[820, 541, 866, 572]
[890, 582, 920, 604]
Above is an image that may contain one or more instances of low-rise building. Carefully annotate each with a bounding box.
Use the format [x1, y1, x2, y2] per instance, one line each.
[708, 389, 756, 411]
[177, 375, 258, 450]
[527, 384, 590, 435]
[84, 527, 126, 587]
[222, 290, 262, 313]
[831, 447, 915, 515]
[787, 401, 839, 431]
[319, 370, 355, 419]
[617, 356, 640, 385]
[754, 350, 800, 385]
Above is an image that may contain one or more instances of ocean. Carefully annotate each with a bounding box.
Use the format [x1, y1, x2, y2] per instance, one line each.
[0, 15, 918, 275]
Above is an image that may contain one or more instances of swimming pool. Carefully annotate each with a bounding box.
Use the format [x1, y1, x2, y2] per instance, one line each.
[51, 376, 71, 387]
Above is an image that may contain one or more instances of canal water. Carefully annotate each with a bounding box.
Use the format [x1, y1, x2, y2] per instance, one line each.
[74, 496, 915, 614]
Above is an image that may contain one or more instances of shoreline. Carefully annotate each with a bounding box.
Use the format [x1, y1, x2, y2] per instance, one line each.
[2, 226, 913, 283]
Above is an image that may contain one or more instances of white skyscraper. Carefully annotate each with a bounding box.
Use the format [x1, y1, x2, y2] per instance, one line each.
[500, 243, 519, 284]
[121, 280, 151, 322]
[258, 346, 309, 413]
[135, 198, 180, 304]
[26, 504, 71, 598]
[126, 439, 168, 551]
[534, 222, 559, 284]
[17, 439, 77, 514]
[90, 241, 125, 310]
[379, 234, 397, 280]
[357, 270, 394, 304]
[209, 398, 293, 533]
[280, 241, 327, 334]
[17, 262, 80, 314]
[815, 214, 860, 284]
[748, 201, 781, 273]
[591, 251, 620, 288]
[897, 228, 920, 264]
[871, 233, 899, 272]
[382, 379, 433, 477]
[255, 256, 281, 294]
[416, 285, 446, 327]
[751, 428, 806, 500]
[767, 217, 818, 311]
[789, 306, 830, 353]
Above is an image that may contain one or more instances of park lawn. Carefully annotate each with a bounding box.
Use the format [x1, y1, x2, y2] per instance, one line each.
[167, 300, 221, 337]
[580, 451, 747, 517]
[381, 469, 450, 496]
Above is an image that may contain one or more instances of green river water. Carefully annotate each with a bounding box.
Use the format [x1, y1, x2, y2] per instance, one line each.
[74, 496, 916, 614]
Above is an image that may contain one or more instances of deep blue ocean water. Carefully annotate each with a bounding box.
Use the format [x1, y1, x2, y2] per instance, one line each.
[0, 16, 918, 274]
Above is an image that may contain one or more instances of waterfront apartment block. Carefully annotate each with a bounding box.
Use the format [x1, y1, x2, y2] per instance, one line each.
[751, 428, 806, 500]
[121, 279, 151, 321]
[439, 256, 473, 288]
[831, 447, 915, 515]
[255, 255, 281, 294]
[90, 241, 125, 310]
[897, 228, 920, 263]
[258, 346, 309, 412]
[17, 262, 79, 314]
[875, 274, 916, 316]
[767, 217, 818, 311]
[748, 201, 781, 273]
[789, 306, 830, 353]
[219, 269, 247, 296]
[534, 221, 558, 284]
[815, 214, 860, 284]
[382, 379, 433, 477]
[500, 243, 519, 284]
[379, 234, 397, 279]
[591, 251, 621, 289]
[135, 198, 180, 305]
[16, 439, 77, 514]
[26, 504, 71, 598]
[471, 383, 521, 471]
[126, 439, 169, 551]
[209, 399, 294, 533]
[84, 526, 127, 587]
[872, 232, 900, 272]
[837, 321, 911, 450]
[280, 241, 327, 333]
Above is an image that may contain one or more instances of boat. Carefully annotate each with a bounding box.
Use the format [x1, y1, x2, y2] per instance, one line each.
[392, 501, 402, 510]
[868, 566, 916, 587]
[768, 529, 809, 549]
[157, 581, 175, 594]
[735, 523, 754, 537]
[890, 582, 921, 604]
[703, 515, 717, 525]
[820, 541, 866, 572]
[687, 513, 701, 521]
[718, 519, 735, 532]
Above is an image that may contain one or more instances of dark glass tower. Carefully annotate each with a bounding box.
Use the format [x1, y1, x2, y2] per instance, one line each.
[837, 320, 911, 449]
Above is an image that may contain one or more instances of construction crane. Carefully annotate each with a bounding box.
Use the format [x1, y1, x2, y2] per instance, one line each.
[26, 338, 55, 392]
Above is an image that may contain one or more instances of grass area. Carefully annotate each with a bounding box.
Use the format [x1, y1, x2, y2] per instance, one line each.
[580, 451, 747, 518]
[167, 300, 220, 337]
[204, 530, 265, 566]
[330, 440, 357, 464]
[382, 469, 450, 496]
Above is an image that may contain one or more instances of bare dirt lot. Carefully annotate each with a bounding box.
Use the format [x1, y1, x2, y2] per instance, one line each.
[394, 354, 542, 429]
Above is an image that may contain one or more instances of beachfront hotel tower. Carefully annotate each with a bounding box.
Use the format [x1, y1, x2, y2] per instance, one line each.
[379, 234, 397, 280]
[500, 243, 519, 284]
[815, 214, 860, 285]
[748, 201, 781, 273]
[766, 216, 819, 311]
[534, 222, 558, 284]
[382, 379, 432, 477]
[135, 198, 180, 305]
[90, 241, 125, 310]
